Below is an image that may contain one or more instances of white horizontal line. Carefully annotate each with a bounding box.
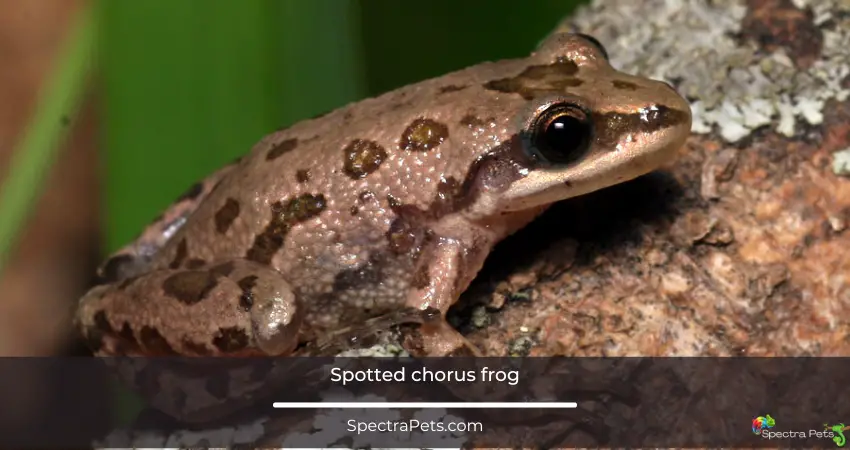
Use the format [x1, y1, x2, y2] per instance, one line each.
[272, 402, 577, 409]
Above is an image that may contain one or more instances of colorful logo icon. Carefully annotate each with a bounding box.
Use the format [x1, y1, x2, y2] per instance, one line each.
[752, 414, 776, 434]
[825, 423, 849, 447]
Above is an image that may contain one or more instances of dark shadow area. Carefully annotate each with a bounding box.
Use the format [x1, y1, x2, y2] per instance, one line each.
[451, 169, 687, 324]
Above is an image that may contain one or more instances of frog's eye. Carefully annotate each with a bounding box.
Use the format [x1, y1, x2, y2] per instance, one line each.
[576, 33, 609, 61]
[532, 103, 592, 165]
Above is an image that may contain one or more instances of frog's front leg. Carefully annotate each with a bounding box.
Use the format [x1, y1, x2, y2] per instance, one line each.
[75, 259, 303, 356]
[406, 226, 494, 357]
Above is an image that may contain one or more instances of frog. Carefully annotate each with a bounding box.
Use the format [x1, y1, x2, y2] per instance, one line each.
[74, 32, 692, 360]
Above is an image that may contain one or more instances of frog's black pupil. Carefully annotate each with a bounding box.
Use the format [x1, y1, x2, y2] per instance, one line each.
[541, 113, 590, 163]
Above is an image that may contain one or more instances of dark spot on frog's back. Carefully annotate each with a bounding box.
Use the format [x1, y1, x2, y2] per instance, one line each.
[246, 193, 327, 264]
[399, 118, 449, 151]
[295, 169, 311, 183]
[214, 198, 240, 234]
[613, 80, 639, 90]
[140, 326, 177, 355]
[213, 326, 250, 352]
[282, 193, 327, 222]
[162, 270, 219, 305]
[483, 61, 582, 100]
[266, 138, 298, 161]
[386, 212, 428, 255]
[343, 139, 387, 179]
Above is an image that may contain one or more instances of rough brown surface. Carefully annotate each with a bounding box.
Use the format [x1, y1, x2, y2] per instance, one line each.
[459, 127, 849, 357]
[451, 0, 850, 359]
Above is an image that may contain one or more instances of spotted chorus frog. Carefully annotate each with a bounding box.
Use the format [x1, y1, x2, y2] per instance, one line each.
[75, 33, 692, 358]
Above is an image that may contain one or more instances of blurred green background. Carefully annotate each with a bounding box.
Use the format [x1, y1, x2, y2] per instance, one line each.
[98, 0, 585, 251]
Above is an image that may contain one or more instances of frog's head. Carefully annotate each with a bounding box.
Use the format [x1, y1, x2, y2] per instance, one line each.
[466, 33, 692, 216]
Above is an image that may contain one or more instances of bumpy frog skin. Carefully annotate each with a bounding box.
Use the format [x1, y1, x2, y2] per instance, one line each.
[75, 33, 692, 358]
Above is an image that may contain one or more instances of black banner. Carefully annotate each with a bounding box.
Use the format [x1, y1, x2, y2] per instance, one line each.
[2, 357, 850, 448]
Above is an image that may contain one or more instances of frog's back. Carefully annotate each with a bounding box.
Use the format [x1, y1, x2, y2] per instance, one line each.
[142, 58, 533, 335]
[78, 32, 692, 355]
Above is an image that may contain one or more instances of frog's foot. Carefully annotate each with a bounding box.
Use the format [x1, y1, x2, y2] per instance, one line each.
[413, 318, 483, 357]
[300, 307, 441, 356]
[75, 259, 303, 356]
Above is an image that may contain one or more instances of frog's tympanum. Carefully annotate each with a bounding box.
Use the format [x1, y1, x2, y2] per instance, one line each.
[75, 33, 692, 359]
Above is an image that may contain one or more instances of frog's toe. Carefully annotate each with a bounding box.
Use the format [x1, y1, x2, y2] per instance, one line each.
[409, 319, 483, 357]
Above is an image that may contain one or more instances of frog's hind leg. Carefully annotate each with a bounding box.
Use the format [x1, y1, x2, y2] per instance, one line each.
[94, 163, 240, 284]
[75, 258, 304, 357]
